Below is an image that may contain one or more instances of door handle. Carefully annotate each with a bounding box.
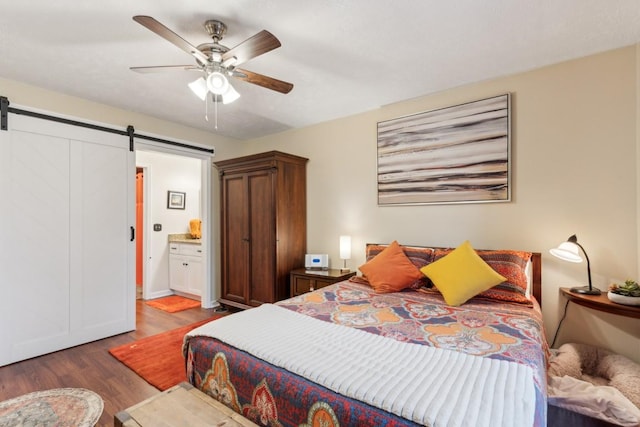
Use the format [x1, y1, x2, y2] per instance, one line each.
[130, 226, 135, 242]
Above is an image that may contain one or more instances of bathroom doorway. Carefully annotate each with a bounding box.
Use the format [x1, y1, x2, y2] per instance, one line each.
[134, 146, 215, 308]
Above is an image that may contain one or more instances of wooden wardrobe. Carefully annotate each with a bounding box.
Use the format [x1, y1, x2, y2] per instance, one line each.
[216, 151, 308, 310]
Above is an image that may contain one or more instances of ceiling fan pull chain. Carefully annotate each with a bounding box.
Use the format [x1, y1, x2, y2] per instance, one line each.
[214, 95, 219, 130]
[204, 97, 209, 122]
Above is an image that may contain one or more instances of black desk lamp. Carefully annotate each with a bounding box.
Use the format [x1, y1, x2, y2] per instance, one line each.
[550, 234, 601, 295]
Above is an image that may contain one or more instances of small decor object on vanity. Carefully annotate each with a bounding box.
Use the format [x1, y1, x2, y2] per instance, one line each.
[189, 219, 202, 239]
[608, 280, 640, 306]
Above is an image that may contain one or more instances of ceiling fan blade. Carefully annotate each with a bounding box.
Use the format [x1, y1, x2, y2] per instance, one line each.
[234, 68, 293, 94]
[222, 30, 281, 66]
[130, 65, 201, 73]
[133, 16, 209, 65]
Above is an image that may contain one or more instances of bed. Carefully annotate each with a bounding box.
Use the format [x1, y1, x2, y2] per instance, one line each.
[184, 242, 548, 426]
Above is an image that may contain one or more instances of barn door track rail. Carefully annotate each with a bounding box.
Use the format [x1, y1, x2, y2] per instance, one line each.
[0, 96, 214, 154]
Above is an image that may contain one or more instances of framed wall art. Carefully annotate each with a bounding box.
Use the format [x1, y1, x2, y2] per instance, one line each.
[167, 191, 186, 209]
[377, 94, 511, 205]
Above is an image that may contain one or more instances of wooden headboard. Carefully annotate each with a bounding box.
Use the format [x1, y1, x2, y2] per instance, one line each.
[531, 252, 542, 306]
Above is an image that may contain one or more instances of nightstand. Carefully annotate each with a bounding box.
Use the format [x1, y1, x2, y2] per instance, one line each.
[290, 268, 356, 297]
[560, 287, 640, 319]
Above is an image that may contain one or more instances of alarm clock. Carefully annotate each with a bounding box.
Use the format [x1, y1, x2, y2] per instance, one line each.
[305, 254, 329, 270]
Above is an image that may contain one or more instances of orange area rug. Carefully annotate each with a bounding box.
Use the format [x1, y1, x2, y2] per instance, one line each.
[144, 295, 201, 313]
[109, 316, 223, 390]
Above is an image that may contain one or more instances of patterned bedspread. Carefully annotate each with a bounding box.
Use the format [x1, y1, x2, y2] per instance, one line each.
[184, 280, 548, 426]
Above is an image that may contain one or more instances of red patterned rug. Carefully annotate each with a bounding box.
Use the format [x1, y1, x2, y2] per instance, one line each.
[109, 315, 224, 391]
[0, 388, 103, 427]
[144, 295, 201, 313]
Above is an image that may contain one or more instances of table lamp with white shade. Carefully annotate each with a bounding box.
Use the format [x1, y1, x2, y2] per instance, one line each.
[550, 234, 601, 295]
[339, 235, 351, 273]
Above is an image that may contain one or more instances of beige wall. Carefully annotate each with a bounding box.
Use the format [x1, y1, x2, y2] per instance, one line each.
[244, 46, 640, 362]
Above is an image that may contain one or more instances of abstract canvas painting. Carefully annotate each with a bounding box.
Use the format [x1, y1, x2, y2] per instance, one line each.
[377, 94, 511, 205]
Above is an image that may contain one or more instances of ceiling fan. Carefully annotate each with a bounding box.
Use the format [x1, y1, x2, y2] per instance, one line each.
[130, 15, 293, 105]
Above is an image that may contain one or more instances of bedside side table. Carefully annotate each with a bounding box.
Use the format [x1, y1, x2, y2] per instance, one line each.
[560, 287, 640, 319]
[290, 268, 356, 297]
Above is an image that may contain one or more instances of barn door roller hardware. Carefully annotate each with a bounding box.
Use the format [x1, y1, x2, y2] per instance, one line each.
[1, 97, 8, 131]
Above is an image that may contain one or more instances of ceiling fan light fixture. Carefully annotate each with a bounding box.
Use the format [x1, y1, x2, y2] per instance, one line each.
[132, 15, 294, 111]
[206, 71, 229, 95]
[222, 84, 240, 104]
[188, 77, 208, 101]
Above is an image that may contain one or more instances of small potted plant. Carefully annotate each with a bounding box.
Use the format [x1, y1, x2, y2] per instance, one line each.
[608, 280, 640, 306]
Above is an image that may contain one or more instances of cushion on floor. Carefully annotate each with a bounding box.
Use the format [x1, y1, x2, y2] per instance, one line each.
[548, 343, 640, 408]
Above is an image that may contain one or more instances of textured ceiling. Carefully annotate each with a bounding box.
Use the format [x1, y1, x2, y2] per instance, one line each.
[1, 1, 640, 140]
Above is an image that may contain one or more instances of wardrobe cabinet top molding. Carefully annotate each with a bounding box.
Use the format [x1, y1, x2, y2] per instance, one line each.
[215, 151, 309, 175]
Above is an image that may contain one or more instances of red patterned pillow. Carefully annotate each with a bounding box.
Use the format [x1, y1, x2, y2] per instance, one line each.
[432, 248, 532, 304]
[365, 243, 434, 289]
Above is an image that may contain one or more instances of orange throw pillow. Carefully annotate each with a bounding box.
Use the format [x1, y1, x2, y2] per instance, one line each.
[359, 240, 424, 293]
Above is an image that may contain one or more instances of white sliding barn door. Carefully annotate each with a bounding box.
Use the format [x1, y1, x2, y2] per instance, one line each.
[0, 113, 135, 366]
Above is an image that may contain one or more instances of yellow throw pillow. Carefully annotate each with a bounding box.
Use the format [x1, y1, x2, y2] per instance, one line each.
[359, 240, 424, 293]
[420, 241, 506, 306]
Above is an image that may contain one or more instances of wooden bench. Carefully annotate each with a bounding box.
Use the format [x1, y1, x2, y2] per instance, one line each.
[114, 382, 257, 427]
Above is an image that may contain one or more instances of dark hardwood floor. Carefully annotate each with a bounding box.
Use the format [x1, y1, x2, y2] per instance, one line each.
[0, 299, 222, 427]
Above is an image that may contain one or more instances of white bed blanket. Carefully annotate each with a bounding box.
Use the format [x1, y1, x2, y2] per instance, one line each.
[186, 304, 536, 427]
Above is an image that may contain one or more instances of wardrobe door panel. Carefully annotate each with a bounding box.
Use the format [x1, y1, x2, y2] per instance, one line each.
[247, 170, 275, 306]
[221, 174, 248, 304]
